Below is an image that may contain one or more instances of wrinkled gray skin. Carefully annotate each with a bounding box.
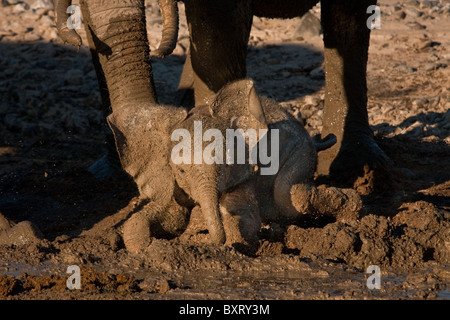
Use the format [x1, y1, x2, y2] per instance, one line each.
[55, 0, 392, 184]
[108, 80, 362, 253]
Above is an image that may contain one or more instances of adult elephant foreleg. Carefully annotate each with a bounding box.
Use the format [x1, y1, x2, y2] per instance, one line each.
[79, 0, 157, 110]
[317, 0, 393, 190]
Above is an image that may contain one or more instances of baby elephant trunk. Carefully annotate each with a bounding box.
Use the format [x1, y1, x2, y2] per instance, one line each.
[195, 181, 226, 245]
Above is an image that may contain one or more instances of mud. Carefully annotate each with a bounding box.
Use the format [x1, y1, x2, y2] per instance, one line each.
[0, 0, 449, 299]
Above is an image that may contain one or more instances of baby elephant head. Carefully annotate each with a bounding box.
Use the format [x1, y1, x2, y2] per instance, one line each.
[170, 79, 270, 244]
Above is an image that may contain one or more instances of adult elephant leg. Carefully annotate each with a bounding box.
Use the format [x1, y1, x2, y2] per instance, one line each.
[183, 0, 253, 106]
[79, 0, 157, 110]
[317, 0, 393, 189]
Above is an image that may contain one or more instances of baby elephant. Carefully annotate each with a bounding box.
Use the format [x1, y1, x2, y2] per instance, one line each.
[107, 80, 362, 253]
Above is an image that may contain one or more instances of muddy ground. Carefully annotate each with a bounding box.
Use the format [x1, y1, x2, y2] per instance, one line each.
[0, 0, 449, 300]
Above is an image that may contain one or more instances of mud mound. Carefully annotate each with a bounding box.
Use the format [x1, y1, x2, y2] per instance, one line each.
[286, 201, 449, 271]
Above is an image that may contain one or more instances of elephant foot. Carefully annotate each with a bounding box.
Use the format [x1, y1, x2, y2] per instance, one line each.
[317, 133, 397, 195]
[122, 211, 152, 254]
[123, 201, 189, 253]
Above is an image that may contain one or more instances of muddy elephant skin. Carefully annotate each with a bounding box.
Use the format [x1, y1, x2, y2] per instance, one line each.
[107, 80, 362, 253]
[55, 0, 390, 185]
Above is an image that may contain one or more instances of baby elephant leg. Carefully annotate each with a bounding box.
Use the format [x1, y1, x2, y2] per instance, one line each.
[291, 184, 362, 222]
[219, 183, 261, 246]
[123, 200, 189, 253]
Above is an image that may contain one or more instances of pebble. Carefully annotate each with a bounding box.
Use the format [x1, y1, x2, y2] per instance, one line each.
[405, 7, 423, 18]
[394, 10, 407, 20]
[414, 38, 433, 50]
[395, 64, 416, 73]
[420, 0, 439, 9]
[423, 62, 439, 71]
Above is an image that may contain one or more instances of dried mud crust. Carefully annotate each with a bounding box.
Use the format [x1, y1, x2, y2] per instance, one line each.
[0, 0, 449, 299]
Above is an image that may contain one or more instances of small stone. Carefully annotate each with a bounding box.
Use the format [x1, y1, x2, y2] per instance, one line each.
[405, 7, 424, 17]
[395, 64, 416, 73]
[420, 0, 439, 9]
[405, 0, 419, 7]
[394, 10, 407, 20]
[406, 21, 427, 29]
[423, 62, 439, 71]
[415, 38, 433, 50]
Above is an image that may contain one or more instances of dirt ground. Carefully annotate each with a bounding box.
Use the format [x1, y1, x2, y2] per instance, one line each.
[0, 0, 449, 300]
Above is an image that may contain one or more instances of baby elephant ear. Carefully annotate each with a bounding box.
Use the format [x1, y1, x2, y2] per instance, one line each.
[247, 84, 267, 128]
[107, 104, 187, 205]
[209, 79, 268, 130]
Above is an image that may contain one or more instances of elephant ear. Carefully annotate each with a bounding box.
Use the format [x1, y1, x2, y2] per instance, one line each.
[107, 104, 187, 206]
[209, 79, 268, 131]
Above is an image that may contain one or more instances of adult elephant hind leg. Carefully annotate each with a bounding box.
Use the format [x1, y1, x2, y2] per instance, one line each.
[317, 0, 395, 193]
[183, 0, 253, 106]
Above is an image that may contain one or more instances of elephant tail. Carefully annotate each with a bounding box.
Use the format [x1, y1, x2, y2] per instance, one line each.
[153, 0, 179, 58]
[315, 133, 337, 152]
[55, 0, 82, 47]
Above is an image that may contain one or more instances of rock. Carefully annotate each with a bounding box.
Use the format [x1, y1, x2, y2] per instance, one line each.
[12, 2, 29, 12]
[405, 0, 419, 7]
[394, 10, 407, 20]
[295, 12, 322, 40]
[406, 21, 426, 29]
[405, 7, 424, 18]
[423, 62, 439, 71]
[420, 0, 439, 9]
[395, 64, 416, 73]
[414, 38, 433, 50]
[30, 0, 52, 11]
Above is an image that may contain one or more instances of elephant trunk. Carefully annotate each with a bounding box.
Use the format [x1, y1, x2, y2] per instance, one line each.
[55, 0, 82, 47]
[154, 0, 179, 58]
[194, 174, 226, 245]
[79, 0, 157, 109]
